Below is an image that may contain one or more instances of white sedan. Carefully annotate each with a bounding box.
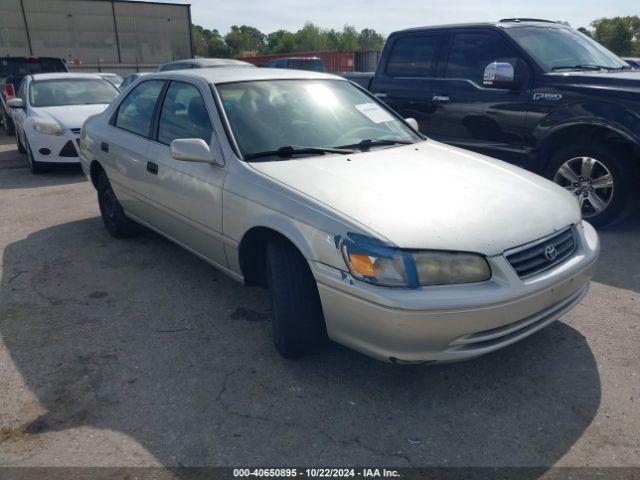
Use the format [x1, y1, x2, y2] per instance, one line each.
[7, 73, 119, 173]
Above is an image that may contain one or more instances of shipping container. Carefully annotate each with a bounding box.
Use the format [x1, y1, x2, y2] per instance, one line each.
[242, 51, 358, 73]
[0, 0, 192, 65]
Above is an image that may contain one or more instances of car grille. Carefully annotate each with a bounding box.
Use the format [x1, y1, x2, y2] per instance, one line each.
[70, 128, 81, 134]
[59, 140, 78, 157]
[505, 227, 577, 278]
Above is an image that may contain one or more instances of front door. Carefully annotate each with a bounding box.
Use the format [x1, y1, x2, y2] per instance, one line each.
[143, 80, 228, 268]
[426, 31, 531, 164]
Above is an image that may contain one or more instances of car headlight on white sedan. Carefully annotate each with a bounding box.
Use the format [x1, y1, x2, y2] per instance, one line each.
[341, 240, 491, 287]
[32, 118, 65, 136]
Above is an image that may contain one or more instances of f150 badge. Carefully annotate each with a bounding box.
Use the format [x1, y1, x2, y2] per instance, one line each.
[532, 92, 563, 101]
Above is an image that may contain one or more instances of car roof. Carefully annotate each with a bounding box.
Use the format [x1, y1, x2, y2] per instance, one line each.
[395, 19, 568, 34]
[29, 72, 106, 81]
[162, 58, 254, 68]
[144, 67, 344, 85]
[269, 57, 322, 61]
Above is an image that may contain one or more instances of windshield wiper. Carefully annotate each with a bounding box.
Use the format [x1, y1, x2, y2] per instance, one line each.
[245, 145, 355, 161]
[551, 64, 614, 71]
[335, 138, 414, 151]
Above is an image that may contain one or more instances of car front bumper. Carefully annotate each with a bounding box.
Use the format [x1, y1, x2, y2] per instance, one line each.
[28, 129, 81, 164]
[312, 221, 599, 363]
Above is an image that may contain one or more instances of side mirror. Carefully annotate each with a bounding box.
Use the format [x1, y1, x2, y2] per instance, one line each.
[404, 117, 419, 131]
[170, 138, 223, 166]
[483, 62, 517, 89]
[7, 98, 24, 109]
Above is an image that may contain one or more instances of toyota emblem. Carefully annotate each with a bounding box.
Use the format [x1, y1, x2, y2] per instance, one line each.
[544, 245, 558, 261]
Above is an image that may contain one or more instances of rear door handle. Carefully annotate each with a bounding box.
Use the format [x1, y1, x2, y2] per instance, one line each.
[374, 92, 388, 99]
[100, 142, 109, 152]
[146, 161, 158, 175]
[432, 95, 450, 103]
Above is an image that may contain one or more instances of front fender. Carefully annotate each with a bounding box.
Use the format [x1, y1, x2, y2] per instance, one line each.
[533, 100, 640, 148]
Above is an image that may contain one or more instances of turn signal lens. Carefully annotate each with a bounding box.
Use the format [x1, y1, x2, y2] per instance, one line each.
[347, 253, 379, 276]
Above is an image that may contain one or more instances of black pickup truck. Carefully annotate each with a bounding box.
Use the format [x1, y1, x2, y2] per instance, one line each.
[1, 56, 67, 136]
[343, 19, 640, 226]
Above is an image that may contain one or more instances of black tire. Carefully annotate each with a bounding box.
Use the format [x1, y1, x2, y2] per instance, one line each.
[1, 106, 15, 136]
[97, 171, 143, 238]
[16, 132, 26, 153]
[25, 139, 46, 174]
[266, 237, 328, 358]
[545, 142, 633, 228]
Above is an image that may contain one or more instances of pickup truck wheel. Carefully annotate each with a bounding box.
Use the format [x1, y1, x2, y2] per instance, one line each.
[266, 237, 328, 358]
[97, 171, 143, 238]
[1, 106, 15, 136]
[547, 143, 631, 227]
[25, 140, 46, 174]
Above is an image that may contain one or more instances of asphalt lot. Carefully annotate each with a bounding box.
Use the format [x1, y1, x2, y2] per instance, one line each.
[0, 131, 638, 471]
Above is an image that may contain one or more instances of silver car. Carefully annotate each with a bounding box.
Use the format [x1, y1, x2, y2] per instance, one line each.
[79, 68, 599, 363]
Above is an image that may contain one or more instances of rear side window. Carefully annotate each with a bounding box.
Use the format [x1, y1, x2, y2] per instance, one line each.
[386, 36, 442, 77]
[115, 80, 164, 138]
[158, 81, 212, 145]
[445, 33, 518, 85]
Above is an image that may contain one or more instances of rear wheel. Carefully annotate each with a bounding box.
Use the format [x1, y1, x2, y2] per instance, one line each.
[266, 237, 328, 358]
[97, 171, 143, 238]
[546, 142, 632, 227]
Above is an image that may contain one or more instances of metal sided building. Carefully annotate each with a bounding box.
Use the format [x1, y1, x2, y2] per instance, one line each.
[0, 0, 193, 69]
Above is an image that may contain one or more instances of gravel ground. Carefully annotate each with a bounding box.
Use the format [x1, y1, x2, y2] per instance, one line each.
[0, 131, 638, 471]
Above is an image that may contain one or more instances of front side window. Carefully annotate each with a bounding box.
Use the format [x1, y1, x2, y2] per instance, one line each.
[158, 82, 213, 145]
[218, 79, 421, 159]
[386, 36, 442, 77]
[29, 79, 118, 107]
[445, 33, 519, 85]
[507, 26, 627, 71]
[115, 80, 164, 137]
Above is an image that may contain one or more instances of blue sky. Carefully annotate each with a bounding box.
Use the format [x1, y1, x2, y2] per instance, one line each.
[151, 0, 638, 35]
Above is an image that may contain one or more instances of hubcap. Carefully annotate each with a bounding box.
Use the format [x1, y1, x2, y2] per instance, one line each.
[553, 156, 614, 218]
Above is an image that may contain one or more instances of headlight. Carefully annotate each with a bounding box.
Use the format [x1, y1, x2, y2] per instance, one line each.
[413, 251, 491, 286]
[32, 119, 65, 136]
[341, 240, 491, 287]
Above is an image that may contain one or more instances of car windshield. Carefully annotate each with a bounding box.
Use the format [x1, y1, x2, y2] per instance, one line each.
[0, 58, 66, 79]
[217, 79, 421, 160]
[507, 26, 628, 72]
[30, 78, 118, 107]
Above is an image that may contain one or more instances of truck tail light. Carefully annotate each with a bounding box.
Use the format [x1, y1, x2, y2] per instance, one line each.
[4, 83, 16, 99]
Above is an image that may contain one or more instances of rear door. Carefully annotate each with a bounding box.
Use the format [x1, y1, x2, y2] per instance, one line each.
[104, 79, 166, 219]
[143, 79, 228, 267]
[370, 33, 449, 132]
[426, 30, 531, 163]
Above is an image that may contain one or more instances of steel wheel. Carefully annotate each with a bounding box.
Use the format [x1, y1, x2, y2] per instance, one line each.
[553, 156, 614, 218]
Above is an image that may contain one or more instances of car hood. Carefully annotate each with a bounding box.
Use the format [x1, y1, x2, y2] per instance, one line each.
[33, 104, 110, 130]
[250, 141, 581, 256]
[546, 69, 640, 91]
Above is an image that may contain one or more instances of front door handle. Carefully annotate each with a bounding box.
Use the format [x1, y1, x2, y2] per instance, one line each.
[432, 95, 450, 103]
[146, 161, 158, 175]
[100, 142, 109, 152]
[374, 92, 388, 99]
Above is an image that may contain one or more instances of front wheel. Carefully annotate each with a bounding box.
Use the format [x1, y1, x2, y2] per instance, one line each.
[16, 132, 26, 153]
[546, 143, 632, 227]
[97, 171, 143, 238]
[266, 237, 328, 358]
[25, 139, 46, 174]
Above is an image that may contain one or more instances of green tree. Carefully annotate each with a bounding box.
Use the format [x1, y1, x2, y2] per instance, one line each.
[338, 25, 359, 51]
[224, 25, 266, 56]
[358, 28, 385, 51]
[590, 16, 640, 56]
